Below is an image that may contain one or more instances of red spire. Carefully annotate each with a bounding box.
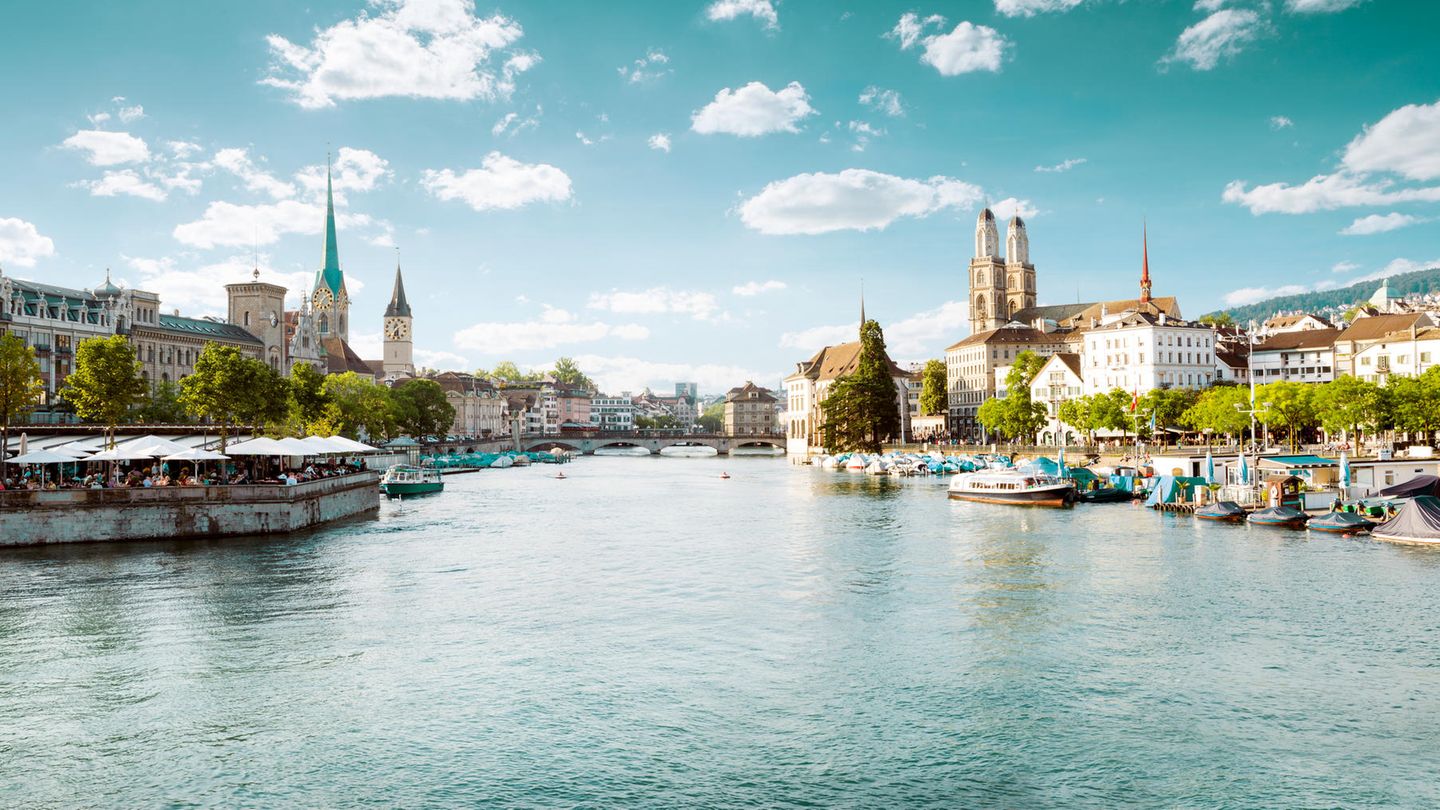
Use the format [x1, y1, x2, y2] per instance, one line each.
[1140, 223, 1153, 304]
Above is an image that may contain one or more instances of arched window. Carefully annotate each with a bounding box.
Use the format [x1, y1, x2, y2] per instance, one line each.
[1010, 300, 1019, 316]
[319, 314, 329, 333]
[244, 312, 251, 327]
[975, 297, 987, 323]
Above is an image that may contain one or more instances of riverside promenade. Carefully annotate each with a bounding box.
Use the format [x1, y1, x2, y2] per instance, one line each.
[0, 471, 380, 547]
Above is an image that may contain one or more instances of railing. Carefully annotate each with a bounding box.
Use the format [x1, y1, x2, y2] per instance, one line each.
[0, 469, 378, 509]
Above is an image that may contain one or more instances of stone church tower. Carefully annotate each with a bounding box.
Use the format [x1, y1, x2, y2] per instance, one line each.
[1005, 215, 1036, 318]
[382, 261, 414, 380]
[226, 270, 288, 371]
[311, 159, 350, 343]
[968, 208, 1006, 333]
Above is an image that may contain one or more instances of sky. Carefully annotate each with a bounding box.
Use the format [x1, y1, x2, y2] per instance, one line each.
[1, 0, 1437, 395]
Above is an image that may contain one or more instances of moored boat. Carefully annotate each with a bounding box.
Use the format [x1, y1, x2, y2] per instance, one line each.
[379, 464, 445, 497]
[1195, 500, 1248, 522]
[1306, 510, 1376, 534]
[1247, 506, 1307, 528]
[1371, 495, 1440, 545]
[948, 471, 1074, 508]
[1077, 487, 1132, 504]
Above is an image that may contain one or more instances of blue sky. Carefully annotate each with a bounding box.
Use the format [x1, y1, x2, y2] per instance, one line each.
[1, 0, 1437, 393]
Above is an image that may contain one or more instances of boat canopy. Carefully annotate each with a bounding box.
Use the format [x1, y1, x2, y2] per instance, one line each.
[1379, 474, 1440, 499]
[1373, 495, 1440, 540]
[1144, 475, 1210, 506]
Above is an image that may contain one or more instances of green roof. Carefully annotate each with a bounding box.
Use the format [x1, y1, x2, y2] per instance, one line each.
[154, 314, 264, 345]
[315, 161, 344, 297]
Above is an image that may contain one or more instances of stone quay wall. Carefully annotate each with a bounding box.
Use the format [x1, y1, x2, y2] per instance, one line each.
[0, 472, 380, 547]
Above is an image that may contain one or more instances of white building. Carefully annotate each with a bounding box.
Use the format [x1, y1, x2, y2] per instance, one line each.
[1250, 328, 1338, 384]
[1353, 326, 1440, 383]
[591, 393, 635, 430]
[946, 325, 1068, 441]
[1081, 311, 1215, 396]
[784, 337, 911, 455]
[1029, 353, 1085, 446]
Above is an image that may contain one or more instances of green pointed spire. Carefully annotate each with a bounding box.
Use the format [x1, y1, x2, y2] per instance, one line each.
[315, 154, 343, 296]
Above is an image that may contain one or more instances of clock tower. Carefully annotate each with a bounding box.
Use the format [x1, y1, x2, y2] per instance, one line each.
[382, 261, 414, 379]
[311, 157, 350, 342]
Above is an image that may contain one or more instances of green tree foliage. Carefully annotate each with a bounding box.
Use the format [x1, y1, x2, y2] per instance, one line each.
[180, 344, 289, 445]
[1197, 313, 1235, 327]
[550, 356, 595, 391]
[1056, 396, 1092, 442]
[483, 361, 541, 385]
[61, 335, 147, 441]
[1140, 387, 1200, 437]
[0, 333, 45, 454]
[696, 400, 725, 433]
[390, 378, 456, 439]
[132, 381, 193, 424]
[1092, 388, 1135, 439]
[819, 320, 901, 453]
[1255, 381, 1318, 451]
[319, 372, 396, 440]
[919, 359, 947, 416]
[1181, 385, 1251, 441]
[636, 414, 681, 430]
[289, 362, 331, 431]
[977, 351, 1048, 441]
[1313, 375, 1384, 440]
[1385, 367, 1440, 438]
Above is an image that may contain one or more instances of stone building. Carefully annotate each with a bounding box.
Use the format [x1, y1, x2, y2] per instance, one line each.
[723, 381, 778, 436]
[783, 325, 912, 455]
[430, 372, 507, 438]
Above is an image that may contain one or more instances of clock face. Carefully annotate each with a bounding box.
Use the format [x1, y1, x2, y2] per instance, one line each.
[314, 288, 333, 308]
[385, 319, 407, 340]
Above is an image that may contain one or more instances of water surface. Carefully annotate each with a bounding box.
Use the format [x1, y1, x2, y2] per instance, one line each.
[3, 458, 1438, 807]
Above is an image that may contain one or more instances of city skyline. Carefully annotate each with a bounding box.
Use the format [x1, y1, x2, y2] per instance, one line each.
[1, 0, 1437, 393]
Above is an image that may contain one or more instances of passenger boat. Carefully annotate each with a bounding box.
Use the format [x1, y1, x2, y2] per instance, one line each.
[1306, 510, 1376, 534]
[1196, 501, 1248, 522]
[1246, 506, 1307, 528]
[379, 464, 445, 497]
[948, 471, 1074, 508]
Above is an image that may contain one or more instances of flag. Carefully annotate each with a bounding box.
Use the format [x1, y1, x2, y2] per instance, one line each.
[1129, 390, 1139, 412]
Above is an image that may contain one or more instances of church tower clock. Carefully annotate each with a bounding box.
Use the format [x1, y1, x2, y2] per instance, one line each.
[382, 261, 414, 380]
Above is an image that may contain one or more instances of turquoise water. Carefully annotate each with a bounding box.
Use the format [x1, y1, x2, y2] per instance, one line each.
[3, 457, 1439, 807]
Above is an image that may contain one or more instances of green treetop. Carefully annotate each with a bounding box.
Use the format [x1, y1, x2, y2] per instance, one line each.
[919, 358, 947, 416]
[61, 335, 148, 443]
[0, 333, 45, 455]
[391, 378, 456, 439]
[819, 319, 902, 453]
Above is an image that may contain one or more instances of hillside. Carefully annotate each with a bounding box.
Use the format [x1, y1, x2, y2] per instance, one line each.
[1205, 265, 1440, 324]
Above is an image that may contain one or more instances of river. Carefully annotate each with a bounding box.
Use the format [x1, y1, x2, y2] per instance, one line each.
[3, 456, 1438, 807]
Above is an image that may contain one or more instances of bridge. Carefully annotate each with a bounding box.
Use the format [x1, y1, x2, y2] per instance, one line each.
[520, 431, 786, 456]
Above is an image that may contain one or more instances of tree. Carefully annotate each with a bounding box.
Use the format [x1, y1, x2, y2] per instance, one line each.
[1386, 368, 1440, 441]
[919, 359, 947, 416]
[696, 400, 725, 433]
[978, 352, 1048, 442]
[1140, 387, 1199, 443]
[1255, 381, 1318, 452]
[391, 378, 456, 439]
[133, 381, 193, 424]
[1093, 388, 1135, 441]
[0, 333, 44, 455]
[289, 362, 331, 431]
[60, 335, 147, 443]
[636, 414, 681, 430]
[1197, 313, 1235, 327]
[1313, 375, 1383, 442]
[484, 361, 540, 385]
[1181, 385, 1251, 443]
[320, 372, 396, 440]
[1057, 396, 1092, 443]
[819, 319, 901, 453]
[180, 344, 289, 445]
[550, 357, 595, 391]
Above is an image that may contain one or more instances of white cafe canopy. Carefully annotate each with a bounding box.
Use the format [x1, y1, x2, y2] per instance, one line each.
[223, 437, 291, 456]
[299, 436, 349, 453]
[323, 436, 379, 453]
[273, 437, 318, 455]
[162, 448, 231, 461]
[4, 449, 84, 465]
[88, 445, 175, 461]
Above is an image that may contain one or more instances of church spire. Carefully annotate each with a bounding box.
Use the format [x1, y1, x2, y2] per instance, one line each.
[317, 152, 343, 296]
[385, 256, 411, 318]
[859, 278, 866, 329]
[1140, 222, 1152, 305]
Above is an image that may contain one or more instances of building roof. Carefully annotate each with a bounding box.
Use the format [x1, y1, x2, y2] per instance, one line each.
[314, 161, 345, 298]
[321, 336, 375, 375]
[384, 263, 411, 318]
[1009, 303, 1093, 324]
[946, 325, 1069, 351]
[1216, 348, 1249, 370]
[725, 381, 777, 403]
[792, 340, 909, 381]
[1052, 352, 1083, 378]
[1252, 327, 1340, 353]
[1264, 313, 1332, 330]
[150, 314, 264, 345]
[429, 371, 498, 395]
[1335, 312, 1432, 343]
[1082, 310, 1204, 332]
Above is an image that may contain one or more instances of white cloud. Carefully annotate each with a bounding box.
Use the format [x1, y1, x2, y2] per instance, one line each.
[739, 169, 983, 235]
[1270, 115, 1294, 129]
[705, 0, 778, 30]
[61, 129, 150, 165]
[87, 112, 111, 126]
[117, 104, 145, 123]
[1223, 284, 1309, 306]
[573, 354, 779, 396]
[777, 300, 969, 359]
[123, 253, 318, 317]
[1035, 157, 1086, 173]
[86, 170, 168, 202]
[779, 324, 858, 352]
[1331, 261, 1361, 273]
[847, 120, 885, 151]
[733, 280, 786, 296]
[262, 0, 532, 108]
[888, 12, 945, 50]
[0, 218, 56, 268]
[618, 49, 671, 83]
[172, 199, 374, 249]
[1340, 212, 1425, 236]
[994, 0, 1085, 17]
[587, 288, 721, 321]
[1164, 9, 1264, 71]
[168, 141, 202, 158]
[1222, 172, 1440, 214]
[415, 348, 469, 370]
[454, 306, 648, 354]
[1342, 98, 1440, 182]
[1354, 257, 1440, 283]
[1286, 0, 1365, 12]
[421, 152, 572, 211]
[295, 147, 392, 197]
[990, 197, 1040, 221]
[213, 148, 297, 199]
[648, 133, 672, 152]
[859, 86, 904, 117]
[691, 81, 816, 137]
[492, 105, 542, 137]
[893, 16, 1009, 75]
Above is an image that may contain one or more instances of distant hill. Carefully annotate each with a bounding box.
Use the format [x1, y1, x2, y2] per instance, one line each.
[1205, 265, 1440, 324]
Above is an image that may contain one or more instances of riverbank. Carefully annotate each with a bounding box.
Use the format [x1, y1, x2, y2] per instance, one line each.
[0, 471, 380, 546]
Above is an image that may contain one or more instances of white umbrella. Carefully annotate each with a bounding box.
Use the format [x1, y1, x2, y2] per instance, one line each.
[18, 433, 28, 457]
[115, 435, 187, 455]
[300, 436, 349, 453]
[224, 437, 290, 455]
[163, 449, 231, 461]
[4, 449, 81, 465]
[324, 436, 379, 452]
[87, 446, 167, 461]
[42, 446, 93, 458]
[55, 437, 108, 453]
[273, 437, 318, 455]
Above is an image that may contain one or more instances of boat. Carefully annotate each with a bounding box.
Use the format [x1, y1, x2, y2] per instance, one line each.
[1372, 495, 1440, 545]
[512, 454, 531, 467]
[947, 471, 1075, 508]
[490, 454, 514, 469]
[1247, 506, 1308, 528]
[1195, 501, 1248, 522]
[379, 464, 444, 497]
[845, 455, 868, 472]
[1306, 510, 1376, 534]
[1077, 487, 1132, 504]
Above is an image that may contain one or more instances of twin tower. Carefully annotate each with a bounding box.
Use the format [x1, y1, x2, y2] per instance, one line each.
[968, 208, 1036, 334]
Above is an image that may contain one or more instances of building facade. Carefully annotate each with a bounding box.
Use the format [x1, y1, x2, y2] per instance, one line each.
[723, 381, 779, 435]
[591, 394, 635, 430]
[784, 335, 911, 454]
[946, 325, 1068, 441]
[968, 209, 1036, 332]
[1250, 328, 1339, 384]
[1029, 353, 1085, 446]
[381, 262, 414, 381]
[1081, 312, 1216, 396]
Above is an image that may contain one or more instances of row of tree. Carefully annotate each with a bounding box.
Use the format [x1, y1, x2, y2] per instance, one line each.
[0, 334, 457, 449]
[475, 357, 595, 391]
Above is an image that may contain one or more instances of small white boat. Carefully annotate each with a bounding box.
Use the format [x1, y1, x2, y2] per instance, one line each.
[491, 455, 514, 469]
[865, 459, 889, 475]
[512, 454, 531, 466]
[820, 455, 840, 470]
[845, 455, 868, 472]
[948, 470, 1074, 508]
